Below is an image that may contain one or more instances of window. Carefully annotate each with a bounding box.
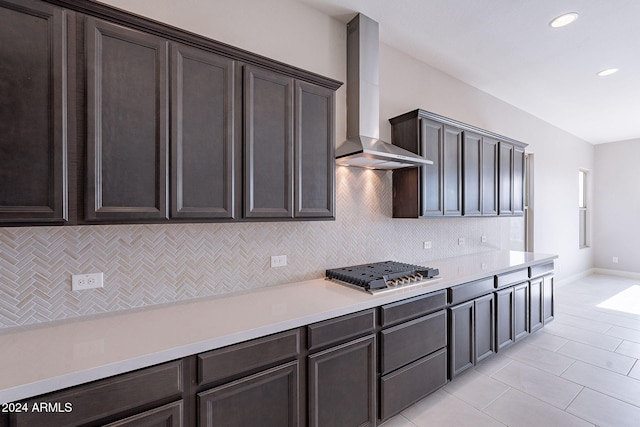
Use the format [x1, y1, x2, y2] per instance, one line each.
[579, 169, 589, 248]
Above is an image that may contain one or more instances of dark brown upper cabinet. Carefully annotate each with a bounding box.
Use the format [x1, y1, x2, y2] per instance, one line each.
[0, 0, 340, 227]
[244, 67, 336, 220]
[85, 17, 169, 222]
[498, 141, 525, 216]
[295, 81, 335, 218]
[462, 132, 482, 216]
[243, 65, 295, 219]
[170, 43, 237, 220]
[0, 0, 70, 225]
[390, 109, 526, 218]
[481, 137, 499, 215]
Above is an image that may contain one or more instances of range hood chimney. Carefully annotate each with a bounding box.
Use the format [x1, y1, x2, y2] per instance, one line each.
[335, 13, 432, 170]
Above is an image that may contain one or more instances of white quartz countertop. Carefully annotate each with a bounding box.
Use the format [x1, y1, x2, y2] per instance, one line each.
[0, 250, 556, 404]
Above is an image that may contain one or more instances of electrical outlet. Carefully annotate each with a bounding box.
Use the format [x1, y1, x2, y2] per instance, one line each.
[72, 272, 103, 291]
[458, 237, 465, 245]
[271, 255, 287, 268]
[423, 241, 432, 249]
[481, 235, 487, 243]
[613, 257, 619, 264]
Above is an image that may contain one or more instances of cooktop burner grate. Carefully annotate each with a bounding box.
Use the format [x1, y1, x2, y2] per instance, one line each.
[326, 261, 439, 293]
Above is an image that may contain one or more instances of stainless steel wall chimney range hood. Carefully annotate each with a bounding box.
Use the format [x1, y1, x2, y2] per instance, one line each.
[336, 13, 433, 170]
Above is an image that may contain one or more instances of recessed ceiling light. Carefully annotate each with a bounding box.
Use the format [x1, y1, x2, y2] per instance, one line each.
[549, 12, 579, 28]
[597, 68, 619, 77]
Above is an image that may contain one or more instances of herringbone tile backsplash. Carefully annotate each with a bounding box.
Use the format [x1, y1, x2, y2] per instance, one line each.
[0, 167, 511, 328]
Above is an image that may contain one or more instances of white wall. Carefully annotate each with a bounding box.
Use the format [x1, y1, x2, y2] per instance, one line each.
[99, 0, 596, 279]
[593, 139, 640, 274]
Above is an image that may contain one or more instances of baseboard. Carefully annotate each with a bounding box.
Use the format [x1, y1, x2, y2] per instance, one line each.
[556, 268, 596, 287]
[591, 268, 640, 280]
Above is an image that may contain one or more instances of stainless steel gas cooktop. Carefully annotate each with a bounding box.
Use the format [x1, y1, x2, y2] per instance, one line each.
[326, 261, 440, 294]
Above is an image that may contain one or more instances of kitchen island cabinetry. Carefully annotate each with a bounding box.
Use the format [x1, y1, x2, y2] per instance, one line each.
[389, 109, 526, 218]
[0, 0, 71, 225]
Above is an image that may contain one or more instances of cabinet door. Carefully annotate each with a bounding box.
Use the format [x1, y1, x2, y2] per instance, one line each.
[104, 401, 183, 427]
[244, 65, 294, 218]
[474, 293, 495, 364]
[495, 287, 515, 351]
[85, 17, 168, 221]
[448, 300, 474, 379]
[462, 132, 482, 216]
[481, 137, 499, 215]
[308, 335, 376, 427]
[419, 118, 444, 216]
[513, 146, 525, 215]
[498, 141, 513, 215]
[529, 278, 544, 333]
[198, 361, 299, 427]
[295, 81, 334, 218]
[514, 282, 529, 341]
[170, 43, 236, 219]
[0, 0, 68, 224]
[542, 275, 555, 324]
[443, 126, 463, 216]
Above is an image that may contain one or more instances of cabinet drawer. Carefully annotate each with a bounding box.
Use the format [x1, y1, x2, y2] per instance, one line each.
[380, 309, 446, 374]
[379, 348, 447, 421]
[198, 328, 300, 385]
[13, 360, 183, 427]
[448, 277, 493, 304]
[380, 290, 446, 327]
[495, 268, 528, 289]
[529, 262, 554, 278]
[307, 308, 376, 352]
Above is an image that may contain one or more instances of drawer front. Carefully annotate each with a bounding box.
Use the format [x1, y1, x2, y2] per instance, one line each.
[495, 268, 528, 289]
[380, 290, 446, 327]
[307, 308, 376, 352]
[448, 277, 494, 304]
[380, 309, 447, 374]
[13, 360, 183, 427]
[379, 348, 447, 422]
[529, 262, 554, 278]
[198, 328, 300, 385]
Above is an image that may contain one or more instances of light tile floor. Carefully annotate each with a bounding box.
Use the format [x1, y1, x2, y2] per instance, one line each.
[381, 274, 640, 427]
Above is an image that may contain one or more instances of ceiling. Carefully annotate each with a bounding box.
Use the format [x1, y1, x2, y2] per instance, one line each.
[297, 0, 640, 144]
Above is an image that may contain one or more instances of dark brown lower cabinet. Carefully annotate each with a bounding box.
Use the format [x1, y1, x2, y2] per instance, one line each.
[529, 278, 544, 333]
[11, 360, 185, 427]
[198, 361, 299, 427]
[514, 282, 529, 341]
[543, 274, 555, 324]
[495, 287, 515, 352]
[379, 308, 448, 422]
[379, 349, 447, 421]
[449, 293, 494, 379]
[308, 335, 376, 427]
[104, 400, 183, 427]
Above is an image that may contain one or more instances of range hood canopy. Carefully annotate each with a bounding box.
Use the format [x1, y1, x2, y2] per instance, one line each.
[336, 13, 432, 170]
